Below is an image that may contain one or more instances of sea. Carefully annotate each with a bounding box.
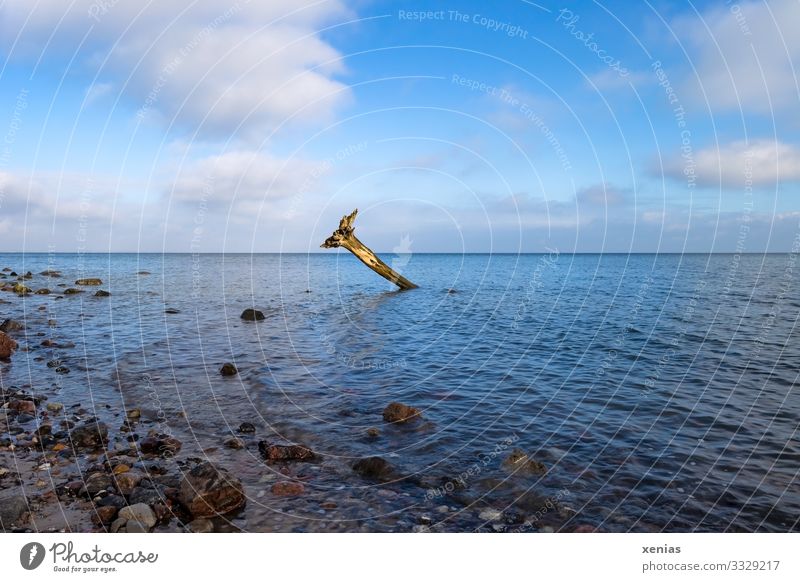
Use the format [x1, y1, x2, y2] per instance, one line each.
[1, 252, 798, 532]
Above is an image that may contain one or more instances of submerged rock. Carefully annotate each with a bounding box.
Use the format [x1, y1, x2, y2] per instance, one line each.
[40, 269, 62, 277]
[0, 331, 18, 360]
[12, 283, 31, 295]
[224, 437, 245, 450]
[139, 434, 181, 457]
[69, 421, 109, 449]
[502, 449, 547, 476]
[237, 422, 255, 434]
[382, 402, 421, 424]
[178, 462, 245, 518]
[187, 518, 214, 533]
[258, 442, 315, 462]
[240, 308, 265, 321]
[271, 481, 305, 496]
[75, 278, 103, 286]
[95, 290, 111, 297]
[8, 399, 35, 415]
[352, 456, 395, 482]
[0, 319, 23, 332]
[63, 288, 83, 295]
[220, 363, 238, 376]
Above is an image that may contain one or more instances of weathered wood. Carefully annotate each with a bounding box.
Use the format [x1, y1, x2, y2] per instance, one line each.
[320, 209, 418, 290]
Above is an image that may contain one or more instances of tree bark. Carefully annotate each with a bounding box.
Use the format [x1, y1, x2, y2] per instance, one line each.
[320, 209, 418, 290]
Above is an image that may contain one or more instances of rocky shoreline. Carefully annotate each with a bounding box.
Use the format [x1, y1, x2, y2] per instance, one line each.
[1, 267, 586, 533]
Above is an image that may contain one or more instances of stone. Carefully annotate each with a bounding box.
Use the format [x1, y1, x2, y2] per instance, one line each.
[118, 503, 157, 530]
[220, 363, 238, 376]
[114, 470, 144, 496]
[240, 308, 265, 321]
[8, 399, 35, 415]
[0, 319, 23, 332]
[91, 506, 118, 526]
[40, 270, 62, 277]
[352, 456, 395, 482]
[112, 464, 130, 475]
[75, 278, 103, 286]
[83, 473, 114, 496]
[139, 435, 181, 457]
[366, 427, 380, 438]
[178, 462, 245, 518]
[478, 508, 503, 521]
[126, 408, 141, 420]
[110, 517, 127, 533]
[0, 494, 29, 528]
[382, 402, 421, 424]
[94, 290, 111, 297]
[128, 487, 168, 507]
[237, 422, 255, 434]
[125, 520, 148, 533]
[46, 402, 64, 413]
[224, 437, 245, 450]
[96, 494, 126, 509]
[69, 421, 108, 449]
[0, 331, 18, 360]
[271, 481, 305, 496]
[188, 518, 214, 533]
[35, 289, 50, 295]
[502, 449, 547, 476]
[258, 442, 315, 462]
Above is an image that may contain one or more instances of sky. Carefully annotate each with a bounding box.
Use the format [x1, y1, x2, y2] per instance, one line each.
[0, 0, 798, 253]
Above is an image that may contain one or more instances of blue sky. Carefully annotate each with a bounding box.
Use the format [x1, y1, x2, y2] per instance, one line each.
[0, 0, 798, 252]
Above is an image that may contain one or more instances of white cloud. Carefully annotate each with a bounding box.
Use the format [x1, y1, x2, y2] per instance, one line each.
[0, 1, 352, 138]
[168, 150, 316, 205]
[677, 0, 800, 113]
[661, 139, 800, 187]
[84, 82, 113, 104]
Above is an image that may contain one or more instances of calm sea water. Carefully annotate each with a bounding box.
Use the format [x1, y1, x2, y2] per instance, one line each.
[1, 252, 798, 532]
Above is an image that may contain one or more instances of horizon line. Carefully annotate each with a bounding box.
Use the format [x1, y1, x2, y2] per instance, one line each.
[0, 251, 795, 256]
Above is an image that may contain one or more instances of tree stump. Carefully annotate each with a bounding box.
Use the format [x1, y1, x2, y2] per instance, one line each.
[320, 209, 418, 290]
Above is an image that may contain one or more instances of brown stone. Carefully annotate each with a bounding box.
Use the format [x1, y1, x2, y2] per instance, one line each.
[114, 470, 144, 496]
[0, 331, 18, 360]
[382, 402, 421, 424]
[258, 442, 315, 462]
[8, 399, 35, 415]
[91, 505, 118, 526]
[178, 462, 245, 518]
[271, 481, 305, 496]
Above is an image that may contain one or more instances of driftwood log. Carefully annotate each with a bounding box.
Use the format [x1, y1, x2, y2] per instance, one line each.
[320, 209, 418, 290]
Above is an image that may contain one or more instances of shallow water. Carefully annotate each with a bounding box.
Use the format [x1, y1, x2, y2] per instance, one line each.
[1, 252, 798, 532]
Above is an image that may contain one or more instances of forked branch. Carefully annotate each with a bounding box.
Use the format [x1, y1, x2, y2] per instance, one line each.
[320, 209, 418, 290]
